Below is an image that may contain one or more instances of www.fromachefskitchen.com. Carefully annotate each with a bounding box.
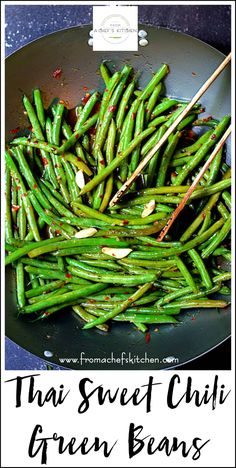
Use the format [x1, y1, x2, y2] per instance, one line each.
[58, 353, 179, 365]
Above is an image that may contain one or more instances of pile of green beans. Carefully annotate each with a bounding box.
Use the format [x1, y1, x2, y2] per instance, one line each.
[5, 60, 231, 333]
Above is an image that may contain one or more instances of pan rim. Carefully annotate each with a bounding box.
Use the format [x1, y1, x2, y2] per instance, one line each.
[5, 23, 226, 61]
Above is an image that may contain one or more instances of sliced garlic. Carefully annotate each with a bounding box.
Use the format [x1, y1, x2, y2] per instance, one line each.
[102, 248, 132, 259]
[74, 228, 97, 239]
[141, 199, 156, 218]
[75, 170, 85, 189]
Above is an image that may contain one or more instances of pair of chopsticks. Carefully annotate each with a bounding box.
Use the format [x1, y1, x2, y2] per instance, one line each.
[109, 52, 231, 241]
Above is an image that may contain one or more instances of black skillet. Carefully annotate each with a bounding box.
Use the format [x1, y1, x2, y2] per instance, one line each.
[5, 25, 231, 370]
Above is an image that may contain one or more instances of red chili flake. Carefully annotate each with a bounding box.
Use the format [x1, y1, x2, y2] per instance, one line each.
[11, 204, 20, 212]
[146, 243, 153, 247]
[44, 312, 50, 316]
[122, 219, 129, 225]
[186, 130, 195, 139]
[88, 126, 96, 136]
[33, 183, 38, 189]
[16, 185, 21, 191]
[82, 93, 91, 105]
[171, 171, 178, 178]
[102, 235, 109, 238]
[191, 316, 196, 321]
[52, 68, 62, 79]
[65, 273, 72, 279]
[145, 332, 151, 343]
[108, 105, 117, 113]
[100, 159, 105, 165]
[88, 299, 96, 303]
[112, 253, 115, 257]
[92, 101, 101, 114]
[203, 116, 212, 122]
[22, 193, 28, 198]
[59, 99, 65, 105]
[75, 133, 79, 139]
[211, 134, 216, 140]
[104, 88, 108, 92]
[42, 157, 48, 166]
[55, 229, 61, 235]
[202, 212, 206, 219]
[34, 139, 38, 144]
[83, 86, 89, 91]
[104, 296, 110, 301]
[131, 112, 136, 120]
[192, 71, 197, 76]
[28, 126, 33, 132]
[9, 126, 20, 134]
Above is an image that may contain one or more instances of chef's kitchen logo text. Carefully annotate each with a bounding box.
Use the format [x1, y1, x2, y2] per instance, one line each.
[93, 6, 138, 51]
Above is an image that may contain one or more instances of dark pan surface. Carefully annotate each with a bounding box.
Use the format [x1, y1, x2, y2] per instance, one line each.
[5, 26, 231, 370]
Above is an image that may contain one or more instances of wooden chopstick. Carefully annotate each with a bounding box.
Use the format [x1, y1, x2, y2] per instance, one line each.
[109, 52, 232, 207]
[157, 124, 231, 241]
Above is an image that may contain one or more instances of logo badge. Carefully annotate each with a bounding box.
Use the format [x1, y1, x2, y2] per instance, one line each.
[93, 6, 138, 51]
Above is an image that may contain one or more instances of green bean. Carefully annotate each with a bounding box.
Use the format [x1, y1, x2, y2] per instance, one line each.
[83, 282, 153, 328]
[116, 81, 135, 132]
[29, 286, 70, 303]
[98, 73, 121, 123]
[10, 137, 59, 153]
[164, 299, 228, 309]
[177, 114, 196, 131]
[193, 118, 219, 128]
[151, 99, 178, 119]
[75, 91, 100, 130]
[24, 217, 45, 241]
[180, 170, 231, 241]
[201, 215, 231, 258]
[24, 265, 91, 284]
[139, 64, 169, 101]
[5, 168, 13, 240]
[28, 192, 75, 237]
[174, 255, 198, 292]
[11, 146, 52, 210]
[80, 259, 121, 271]
[52, 102, 64, 146]
[22, 283, 108, 314]
[173, 116, 230, 185]
[21, 258, 61, 270]
[222, 191, 231, 209]
[28, 237, 129, 258]
[129, 101, 145, 175]
[5, 151, 40, 242]
[207, 147, 223, 186]
[119, 99, 140, 182]
[69, 263, 157, 286]
[100, 61, 111, 87]
[72, 305, 109, 332]
[80, 126, 154, 194]
[173, 130, 214, 158]
[57, 113, 99, 154]
[33, 89, 45, 130]
[61, 158, 81, 202]
[217, 202, 230, 220]
[39, 179, 67, 206]
[93, 149, 106, 210]
[188, 248, 212, 289]
[156, 131, 181, 186]
[198, 210, 211, 235]
[25, 279, 66, 298]
[145, 83, 162, 123]
[17, 188, 26, 239]
[23, 94, 44, 139]
[28, 272, 40, 289]
[213, 272, 231, 283]
[148, 115, 170, 128]
[16, 262, 26, 308]
[99, 120, 116, 212]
